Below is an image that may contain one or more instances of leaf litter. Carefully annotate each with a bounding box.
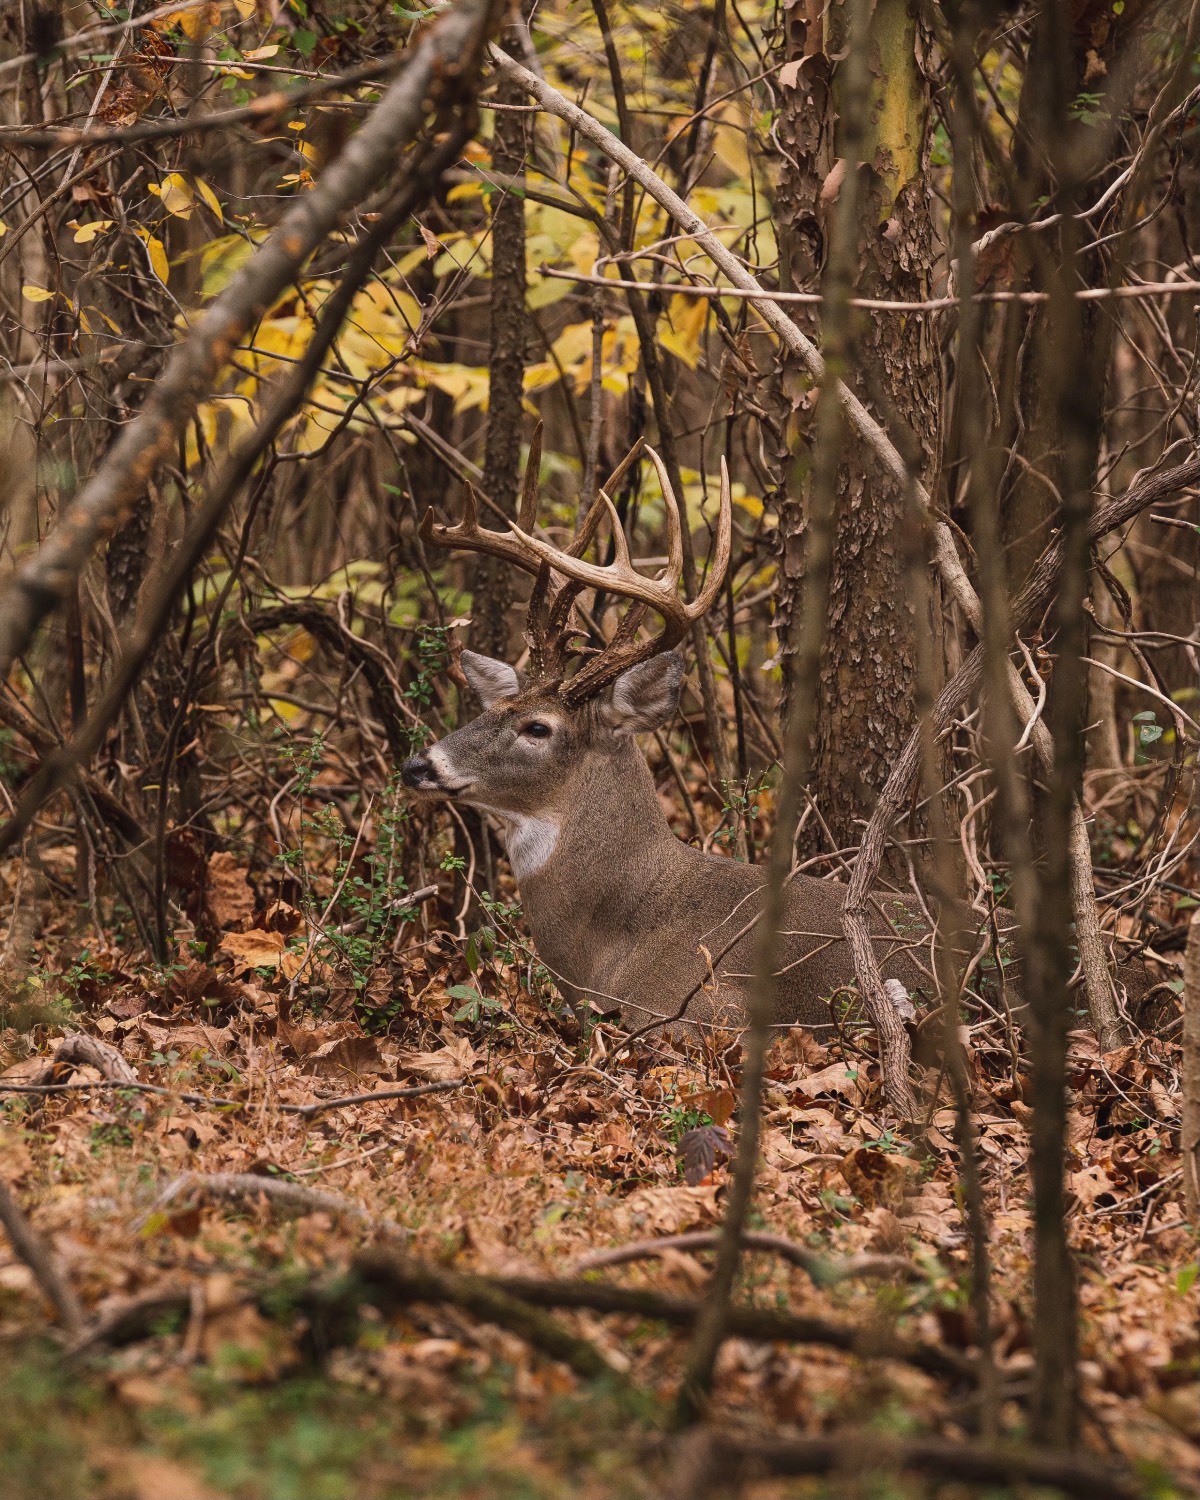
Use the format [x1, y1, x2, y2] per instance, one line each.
[0, 805, 1197, 1498]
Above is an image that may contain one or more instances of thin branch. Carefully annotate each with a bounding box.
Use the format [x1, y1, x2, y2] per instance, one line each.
[0, 0, 502, 683]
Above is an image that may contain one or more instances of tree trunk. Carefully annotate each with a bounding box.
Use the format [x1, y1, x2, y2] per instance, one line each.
[773, 0, 940, 852]
[468, 44, 530, 661]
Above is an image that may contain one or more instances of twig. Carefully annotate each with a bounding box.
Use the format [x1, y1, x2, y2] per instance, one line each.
[572, 1231, 925, 1286]
[674, 0, 881, 1428]
[0, 1179, 87, 1338]
[0, 58, 403, 149]
[0, 0, 502, 682]
[1183, 911, 1200, 1222]
[540, 264, 1200, 309]
[0, 1076, 469, 1116]
[285, 1079, 469, 1118]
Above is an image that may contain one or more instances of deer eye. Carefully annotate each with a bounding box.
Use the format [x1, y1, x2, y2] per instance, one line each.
[521, 720, 553, 739]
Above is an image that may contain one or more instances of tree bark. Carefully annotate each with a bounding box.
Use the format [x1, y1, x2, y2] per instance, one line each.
[468, 31, 529, 661]
[773, 0, 940, 851]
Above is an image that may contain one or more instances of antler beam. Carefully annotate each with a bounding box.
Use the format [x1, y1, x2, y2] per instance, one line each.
[418, 440, 733, 702]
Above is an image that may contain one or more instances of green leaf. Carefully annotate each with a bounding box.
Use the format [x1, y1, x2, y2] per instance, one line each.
[1176, 1264, 1198, 1295]
[446, 984, 481, 1002]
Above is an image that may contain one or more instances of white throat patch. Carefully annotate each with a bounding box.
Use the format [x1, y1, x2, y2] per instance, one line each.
[478, 808, 560, 882]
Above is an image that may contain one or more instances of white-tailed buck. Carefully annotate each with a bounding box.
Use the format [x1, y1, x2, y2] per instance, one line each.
[402, 434, 932, 1031]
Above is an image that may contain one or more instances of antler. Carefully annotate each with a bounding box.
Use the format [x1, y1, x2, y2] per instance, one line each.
[418, 432, 733, 704]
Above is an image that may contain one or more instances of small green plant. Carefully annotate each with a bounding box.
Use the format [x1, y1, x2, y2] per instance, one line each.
[715, 771, 770, 849]
[275, 736, 422, 1027]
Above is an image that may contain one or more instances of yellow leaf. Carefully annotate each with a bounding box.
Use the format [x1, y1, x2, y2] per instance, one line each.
[446, 181, 483, 204]
[232, 0, 257, 15]
[193, 178, 224, 224]
[658, 293, 710, 370]
[149, 172, 194, 218]
[143, 234, 170, 285]
[199, 234, 255, 296]
[242, 44, 280, 61]
[21, 285, 54, 302]
[177, 3, 222, 41]
[283, 628, 317, 663]
[72, 218, 114, 244]
[711, 107, 751, 178]
[0, 218, 7, 236]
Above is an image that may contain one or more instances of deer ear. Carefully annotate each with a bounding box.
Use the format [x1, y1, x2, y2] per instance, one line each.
[461, 649, 520, 708]
[604, 653, 685, 734]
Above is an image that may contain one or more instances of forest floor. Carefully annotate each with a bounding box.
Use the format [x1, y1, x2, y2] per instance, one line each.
[1, 761, 1197, 1500]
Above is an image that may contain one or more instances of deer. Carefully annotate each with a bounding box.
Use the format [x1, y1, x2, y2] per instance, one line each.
[401, 432, 936, 1034]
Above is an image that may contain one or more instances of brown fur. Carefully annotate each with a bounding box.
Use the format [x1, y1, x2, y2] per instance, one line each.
[403, 668, 936, 1032]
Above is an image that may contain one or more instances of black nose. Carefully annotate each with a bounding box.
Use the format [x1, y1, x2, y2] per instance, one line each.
[401, 753, 436, 789]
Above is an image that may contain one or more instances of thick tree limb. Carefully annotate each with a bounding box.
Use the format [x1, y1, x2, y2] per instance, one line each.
[669, 1428, 1143, 1500]
[572, 1231, 924, 1285]
[0, 0, 501, 684]
[0, 1179, 87, 1338]
[477, 1269, 971, 1382]
[52, 1033, 139, 1085]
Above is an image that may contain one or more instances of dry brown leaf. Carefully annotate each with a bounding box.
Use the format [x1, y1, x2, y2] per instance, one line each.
[794, 1058, 868, 1103]
[305, 1035, 387, 1078]
[206, 851, 256, 929]
[841, 1147, 921, 1210]
[219, 928, 286, 974]
[0, 1056, 50, 1086]
[398, 1036, 477, 1081]
[1069, 1162, 1117, 1209]
[623, 1184, 720, 1235]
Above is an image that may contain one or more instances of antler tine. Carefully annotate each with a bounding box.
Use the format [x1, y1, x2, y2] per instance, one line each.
[598, 435, 645, 500]
[418, 479, 545, 578]
[518, 421, 543, 533]
[642, 445, 684, 592]
[524, 560, 553, 678]
[600, 490, 633, 573]
[569, 486, 610, 559]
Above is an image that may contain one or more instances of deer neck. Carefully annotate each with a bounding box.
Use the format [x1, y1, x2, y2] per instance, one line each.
[509, 739, 680, 913]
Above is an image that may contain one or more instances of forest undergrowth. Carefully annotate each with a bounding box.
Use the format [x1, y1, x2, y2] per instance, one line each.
[0, 671, 1195, 1498]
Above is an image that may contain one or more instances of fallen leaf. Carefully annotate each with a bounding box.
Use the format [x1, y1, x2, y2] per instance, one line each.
[840, 1147, 921, 1210]
[624, 1185, 720, 1234]
[219, 928, 286, 974]
[398, 1037, 477, 1081]
[206, 851, 256, 930]
[305, 1035, 386, 1078]
[678, 1124, 734, 1186]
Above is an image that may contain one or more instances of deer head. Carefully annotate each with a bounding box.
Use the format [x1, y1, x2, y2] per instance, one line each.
[400, 430, 731, 876]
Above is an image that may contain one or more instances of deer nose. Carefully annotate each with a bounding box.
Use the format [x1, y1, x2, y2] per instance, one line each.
[401, 753, 437, 789]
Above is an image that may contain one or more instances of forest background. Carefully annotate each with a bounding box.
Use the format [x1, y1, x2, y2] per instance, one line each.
[0, 0, 1198, 1496]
